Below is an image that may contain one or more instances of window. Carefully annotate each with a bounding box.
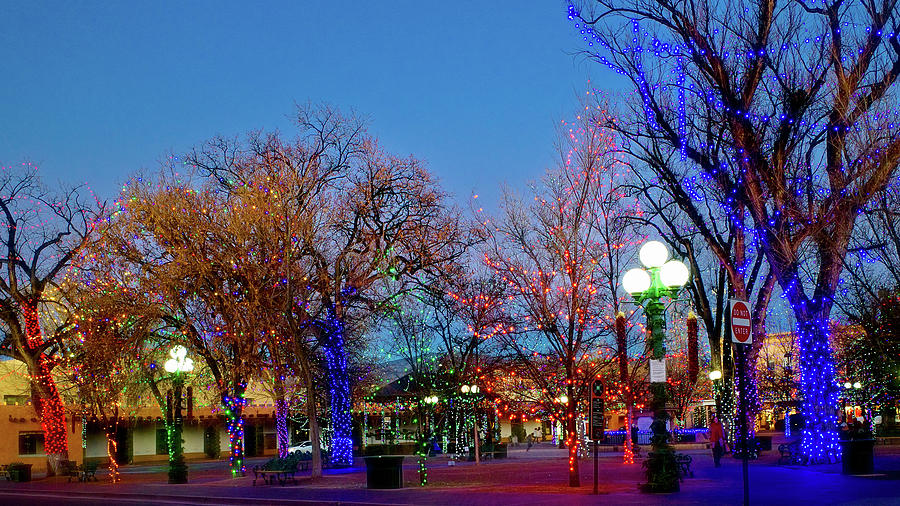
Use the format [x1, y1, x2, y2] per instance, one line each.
[264, 433, 277, 450]
[19, 432, 44, 455]
[156, 428, 169, 455]
[4, 395, 29, 406]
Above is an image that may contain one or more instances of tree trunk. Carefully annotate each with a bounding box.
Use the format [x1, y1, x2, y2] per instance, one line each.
[22, 300, 69, 475]
[795, 307, 840, 463]
[273, 379, 289, 458]
[223, 382, 247, 476]
[565, 377, 580, 487]
[721, 336, 737, 445]
[105, 424, 120, 482]
[322, 309, 353, 466]
[615, 313, 634, 464]
[300, 354, 323, 478]
[624, 404, 634, 463]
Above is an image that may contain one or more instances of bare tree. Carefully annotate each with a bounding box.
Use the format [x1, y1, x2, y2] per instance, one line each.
[100, 170, 274, 476]
[187, 104, 473, 467]
[0, 163, 103, 474]
[481, 108, 630, 487]
[570, 0, 900, 462]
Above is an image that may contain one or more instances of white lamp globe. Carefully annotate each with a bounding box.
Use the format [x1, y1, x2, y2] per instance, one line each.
[171, 345, 187, 360]
[164, 359, 178, 373]
[709, 370, 722, 381]
[559, 395, 569, 405]
[853, 381, 862, 389]
[844, 382, 852, 389]
[461, 385, 470, 394]
[182, 357, 194, 372]
[660, 260, 690, 288]
[471, 385, 479, 394]
[639, 241, 669, 268]
[622, 268, 652, 295]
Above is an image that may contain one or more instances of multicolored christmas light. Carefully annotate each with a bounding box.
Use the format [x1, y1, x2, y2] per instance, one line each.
[22, 300, 69, 457]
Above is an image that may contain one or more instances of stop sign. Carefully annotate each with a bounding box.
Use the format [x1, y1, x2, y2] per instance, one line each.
[730, 299, 752, 344]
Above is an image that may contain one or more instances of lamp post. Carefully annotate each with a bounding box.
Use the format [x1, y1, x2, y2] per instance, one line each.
[418, 395, 440, 486]
[461, 384, 481, 464]
[164, 345, 194, 484]
[843, 381, 862, 422]
[422, 395, 439, 438]
[709, 370, 723, 423]
[621, 241, 689, 493]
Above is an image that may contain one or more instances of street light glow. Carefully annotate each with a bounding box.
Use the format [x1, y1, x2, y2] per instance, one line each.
[639, 241, 669, 268]
[622, 268, 652, 294]
[709, 370, 722, 381]
[659, 259, 690, 287]
[844, 382, 852, 389]
[164, 345, 194, 373]
[853, 381, 862, 389]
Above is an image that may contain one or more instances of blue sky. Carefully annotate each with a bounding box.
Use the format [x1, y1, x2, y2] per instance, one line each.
[0, 1, 616, 208]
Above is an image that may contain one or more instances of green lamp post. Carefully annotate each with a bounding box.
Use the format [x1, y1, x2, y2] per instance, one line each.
[460, 384, 481, 464]
[164, 345, 194, 484]
[621, 241, 689, 493]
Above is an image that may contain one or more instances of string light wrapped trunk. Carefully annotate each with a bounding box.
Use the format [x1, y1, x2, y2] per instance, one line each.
[687, 312, 699, 385]
[22, 300, 69, 472]
[616, 311, 634, 464]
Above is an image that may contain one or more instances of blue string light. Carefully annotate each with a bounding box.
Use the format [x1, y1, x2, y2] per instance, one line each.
[322, 308, 353, 466]
[564, 1, 877, 462]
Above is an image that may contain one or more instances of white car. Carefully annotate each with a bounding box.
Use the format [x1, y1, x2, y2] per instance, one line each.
[287, 441, 313, 454]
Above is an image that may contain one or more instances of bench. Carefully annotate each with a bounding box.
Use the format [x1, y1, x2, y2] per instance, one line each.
[778, 441, 802, 465]
[80, 462, 99, 482]
[252, 459, 299, 486]
[60, 460, 80, 482]
[467, 444, 508, 461]
[675, 453, 693, 481]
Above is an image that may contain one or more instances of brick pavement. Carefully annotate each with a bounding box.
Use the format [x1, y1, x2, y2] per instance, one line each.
[1, 440, 899, 505]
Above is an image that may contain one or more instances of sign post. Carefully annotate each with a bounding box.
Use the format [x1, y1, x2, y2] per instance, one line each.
[730, 299, 752, 506]
[590, 379, 604, 495]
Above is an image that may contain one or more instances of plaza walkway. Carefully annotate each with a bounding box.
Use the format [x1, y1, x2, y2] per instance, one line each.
[1, 440, 898, 505]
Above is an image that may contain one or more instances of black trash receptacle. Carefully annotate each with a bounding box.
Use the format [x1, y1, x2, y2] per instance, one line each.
[364, 455, 405, 489]
[9, 464, 33, 482]
[840, 439, 875, 475]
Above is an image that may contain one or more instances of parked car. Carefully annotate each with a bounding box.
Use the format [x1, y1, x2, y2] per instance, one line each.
[287, 441, 313, 454]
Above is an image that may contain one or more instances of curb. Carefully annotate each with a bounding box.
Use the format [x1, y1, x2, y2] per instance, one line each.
[0, 489, 394, 506]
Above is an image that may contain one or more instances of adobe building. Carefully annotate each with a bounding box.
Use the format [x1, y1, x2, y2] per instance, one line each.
[0, 359, 279, 474]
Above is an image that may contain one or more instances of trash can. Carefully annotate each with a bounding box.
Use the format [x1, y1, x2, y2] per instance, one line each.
[840, 439, 875, 475]
[363, 455, 404, 489]
[8, 463, 32, 482]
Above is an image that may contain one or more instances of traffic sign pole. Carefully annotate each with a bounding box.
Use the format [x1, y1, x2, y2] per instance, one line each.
[730, 299, 751, 506]
[591, 380, 603, 495]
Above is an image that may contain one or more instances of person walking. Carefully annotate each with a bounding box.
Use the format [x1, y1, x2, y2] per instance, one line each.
[526, 432, 534, 451]
[709, 415, 727, 468]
